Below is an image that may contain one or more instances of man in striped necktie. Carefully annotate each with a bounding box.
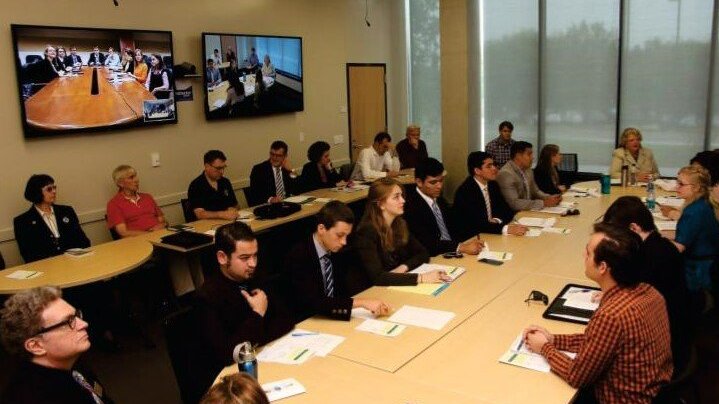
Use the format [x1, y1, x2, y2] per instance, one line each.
[284, 201, 390, 322]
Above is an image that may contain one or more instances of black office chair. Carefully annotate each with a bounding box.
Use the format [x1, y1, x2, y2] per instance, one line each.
[163, 304, 219, 404]
[180, 198, 196, 222]
[25, 54, 42, 64]
[558, 153, 578, 173]
[652, 344, 699, 404]
[339, 162, 355, 181]
[242, 187, 254, 207]
[0, 251, 5, 270]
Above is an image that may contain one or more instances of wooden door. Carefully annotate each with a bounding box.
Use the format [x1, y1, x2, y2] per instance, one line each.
[347, 64, 387, 162]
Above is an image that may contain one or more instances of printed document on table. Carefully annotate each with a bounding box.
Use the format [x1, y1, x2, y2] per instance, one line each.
[262, 378, 306, 402]
[6, 270, 43, 280]
[355, 319, 405, 337]
[524, 228, 542, 237]
[655, 221, 677, 231]
[409, 263, 465, 281]
[541, 227, 571, 235]
[388, 305, 455, 330]
[534, 207, 568, 215]
[499, 333, 577, 373]
[561, 287, 599, 311]
[517, 217, 556, 228]
[257, 329, 344, 364]
[478, 247, 513, 262]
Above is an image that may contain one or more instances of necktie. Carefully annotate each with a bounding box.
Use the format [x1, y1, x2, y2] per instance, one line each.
[431, 201, 452, 241]
[274, 167, 285, 199]
[519, 170, 530, 197]
[482, 186, 493, 220]
[72, 370, 104, 404]
[320, 254, 334, 297]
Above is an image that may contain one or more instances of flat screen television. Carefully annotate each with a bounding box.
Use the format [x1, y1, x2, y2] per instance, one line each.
[11, 24, 177, 138]
[202, 32, 304, 120]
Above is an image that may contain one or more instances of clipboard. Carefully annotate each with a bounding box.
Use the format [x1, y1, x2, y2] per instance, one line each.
[542, 283, 600, 325]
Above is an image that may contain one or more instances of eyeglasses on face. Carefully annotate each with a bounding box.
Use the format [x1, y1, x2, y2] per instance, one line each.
[43, 185, 57, 192]
[210, 165, 227, 171]
[36, 310, 83, 335]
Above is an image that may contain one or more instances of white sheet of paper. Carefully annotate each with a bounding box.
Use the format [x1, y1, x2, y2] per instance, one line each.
[256, 329, 344, 364]
[284, 196, 313, 203]
[478, 248, 513, 261]
[535, 207, 568, 215]
[351, 307, 377, 320]
[409, 263, 465, 281]
[656, 221, 677, 231]
[212, 99, 225, 109]
[262, 378, 306, 402]
[559, 201, 578, 208]
[541, 227, 571, 235]
[499, 333, 578, 373]
[524, 229, 542, 237]
[517, 217, 556, 228]
[6, 270, 43, 280]
[355, 319, 405, 337]
[562, 288, 599, 311]
[656, 197, 684, 208]
[387, 305, 455, 330]
[314, 197, 333, 203]
[563, 191, 590, 198]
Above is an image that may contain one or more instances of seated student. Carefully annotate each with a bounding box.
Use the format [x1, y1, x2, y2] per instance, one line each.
[13, 174, 90, 263]
[67, 46, 82, 67]
[671, 166, 719, 298]
[298, 141, 342, 193]
[602, 196, 692, 374]
[350, 178, 450, 287]
[533, 144, 567, 195]
[206, 58, 221, 87]
[201, 373, 269, 404]
[452, 152, 527, 240]
[188, 150, 239, 221]
[106, 165, 166, 237]
[32, 45, 61, 84]
[0, 286, 113, 404]
[403, 158, 485, 256]
[249, 141, 297, 206]
[350, 132, 401, 181]
[395, 124, 429, 169]
[523, 224, 672, 403]
[103, 47, 121, 68]
[87, 46, 105, 66]
[284, 201, 390, 322]
[196, 222, 293, 366]
[497, 141, 562, 211]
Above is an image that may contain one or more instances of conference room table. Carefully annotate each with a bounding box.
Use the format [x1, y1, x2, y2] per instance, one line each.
[24, 66, 155, 130]
[207, 75, 275, 112]
[213, 182, 676, 403]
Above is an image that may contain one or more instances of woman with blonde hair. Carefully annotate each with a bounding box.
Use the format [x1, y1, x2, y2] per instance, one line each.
[610, 127, 660, 181]
[671, 165, 719, 294]
[351, 178, 450, 286]
[200, 373, 269, 404]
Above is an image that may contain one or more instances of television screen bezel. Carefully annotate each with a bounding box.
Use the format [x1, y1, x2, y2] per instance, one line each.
[11, 23, 178, 138]
[201, 31, 304, 120]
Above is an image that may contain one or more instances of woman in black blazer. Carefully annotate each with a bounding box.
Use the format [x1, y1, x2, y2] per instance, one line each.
[299, 141, 343, 193]
[533, 144, 567, 195]
[13, 174, 90, 263]
[350, 178, 450, 287]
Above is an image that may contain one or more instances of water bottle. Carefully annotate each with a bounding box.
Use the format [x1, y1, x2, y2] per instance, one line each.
[233, 341, 258, 379]
[646, 175, 656, 210]
[621, 165, 629, 188]
[629, 164, 638, 186]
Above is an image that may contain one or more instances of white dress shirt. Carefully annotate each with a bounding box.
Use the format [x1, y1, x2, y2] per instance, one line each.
[35, 205, 60, 238]
[351, 147, 400, 180]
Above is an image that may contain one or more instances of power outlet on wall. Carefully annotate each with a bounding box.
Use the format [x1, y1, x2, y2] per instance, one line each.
[299, 132, 305, 142]
[151, 152, 160, 167]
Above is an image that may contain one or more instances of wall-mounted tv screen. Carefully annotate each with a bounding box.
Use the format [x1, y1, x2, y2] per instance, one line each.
[202, 33, 303, 120]
[11, 24, 177, 138]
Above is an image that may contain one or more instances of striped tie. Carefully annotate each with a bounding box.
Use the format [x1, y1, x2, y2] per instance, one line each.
[274, 167, 285, 199]
[320, 254, 335, 297]
[482, 186, 493, 220]
[431, 202, 452, 241]
[72, 370, 104, 404]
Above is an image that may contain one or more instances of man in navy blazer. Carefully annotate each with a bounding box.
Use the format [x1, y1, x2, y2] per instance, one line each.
[248, 140, 297, 206]
[453, 151, 528, 241]
[87, 46, 105, 66]
[283, 201, 389, 322]
[66, 46, 82, 67]
[403, 158, 484, 257]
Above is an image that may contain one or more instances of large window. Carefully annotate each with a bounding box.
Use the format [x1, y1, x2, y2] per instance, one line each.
[407, 0, 442, 158]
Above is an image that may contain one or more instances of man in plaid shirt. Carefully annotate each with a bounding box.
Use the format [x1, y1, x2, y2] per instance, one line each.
[524, 223, 672, 403]
[485, 121, 516, 168]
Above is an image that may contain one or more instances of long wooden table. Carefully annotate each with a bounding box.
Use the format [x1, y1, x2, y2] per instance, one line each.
[24, 66, 156, 130]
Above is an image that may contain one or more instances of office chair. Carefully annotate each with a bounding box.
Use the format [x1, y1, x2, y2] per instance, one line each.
[558, 153, 578, 173]
[652, 344, 699, 404]
[24, 54, 42, 64]
[180, 198, 196, 222]
[0, 251, 5, 270]
[339, 162, 355, 181]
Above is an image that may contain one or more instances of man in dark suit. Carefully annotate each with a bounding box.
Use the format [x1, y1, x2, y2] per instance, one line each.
[453, 151, 528, 241]
[67, 46, 82, 67]
[87, 46, 105, 66]
[284, 201, 389, 322]
[249, 140, 297, 206]
[403, 158, 484, 256]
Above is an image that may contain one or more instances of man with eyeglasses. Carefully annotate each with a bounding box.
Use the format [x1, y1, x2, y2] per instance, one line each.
[248, 140, 297, 206]
[0, 286, 113, 403]
[188, 150, 239, 221]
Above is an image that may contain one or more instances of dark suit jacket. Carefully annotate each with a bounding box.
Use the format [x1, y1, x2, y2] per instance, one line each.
[298, 161, 342, 193]
[66, 54, 82, 66]
[87, 52, 105, 66]
[533, 167, 562, 195]
[452, 176, 515, 240]
[13, 205, 90, 263]
[349, 222, 429, 288]
[248, 160, 296, 206]
[283, 235, 354, 322]
[403, 186, 459, 256]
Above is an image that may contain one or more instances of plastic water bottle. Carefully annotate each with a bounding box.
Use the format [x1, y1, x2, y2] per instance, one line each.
[233, 341, 258, 379]
[646, 175, 656, 210]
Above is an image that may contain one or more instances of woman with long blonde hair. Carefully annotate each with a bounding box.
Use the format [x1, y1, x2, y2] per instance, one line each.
[351, 178, 450, 286]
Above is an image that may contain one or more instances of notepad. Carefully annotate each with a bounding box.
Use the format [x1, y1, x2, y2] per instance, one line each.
[6, 270, 43, 280]
[517, 217, 556, 228]
[387, 305, 455, 330]
[562, 288, 599, 311]
[478, 247, 513, 262]
[262, 378, 306, 402]
[655, 221, 677, 231]
[64, 248, 94, 258]
[284, 196, 316, 204]
[524, 229, 542, 237]
[355, 319, 405, 337]
[534, 207, 568, 215]
[257, 329, 344, 364]
[499, 334, 552, 372]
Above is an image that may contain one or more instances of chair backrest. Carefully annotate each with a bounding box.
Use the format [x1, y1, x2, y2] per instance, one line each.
[104, 215, 121, 240]
[0, 251, 5, 270]
[180, 198, 196, 223]
[25, 54, 42, 64]
[652, 343, 698, 404]
[242, 187, 254, 208]
[339, 162, 355, 181]
[558, 153, 578, 173]
[162, 304, 219, 404]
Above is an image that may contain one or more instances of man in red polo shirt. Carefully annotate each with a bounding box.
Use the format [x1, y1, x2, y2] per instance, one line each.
[107, 165, 166, 238]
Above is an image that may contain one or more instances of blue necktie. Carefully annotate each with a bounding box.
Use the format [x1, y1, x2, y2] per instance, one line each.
[431, 201, 451, 241]
[320, 254, 335, 297]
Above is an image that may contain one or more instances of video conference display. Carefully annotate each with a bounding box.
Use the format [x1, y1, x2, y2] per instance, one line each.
[202, 33, 304, 120]
[11, 24, 177, 138]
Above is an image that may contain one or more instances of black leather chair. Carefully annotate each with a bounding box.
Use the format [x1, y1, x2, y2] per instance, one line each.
[163, 304, 219, 404]
[339, 162, 355, 181]
[180, 198, 196, 222]
[652, 344, 699, 404]
[0, 251, 5, 270]
[25, 54, 42, 64]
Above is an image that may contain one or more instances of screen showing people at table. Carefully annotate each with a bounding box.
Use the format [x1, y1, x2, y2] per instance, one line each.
[11, 24, 177, 138]
[202, 33, 304, 120]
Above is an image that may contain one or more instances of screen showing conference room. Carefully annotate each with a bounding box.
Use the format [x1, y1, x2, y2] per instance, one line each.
[202, 33, 304, 120]
[11, 25, 177, 138]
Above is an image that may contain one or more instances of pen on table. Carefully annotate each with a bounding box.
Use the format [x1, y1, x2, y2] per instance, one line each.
[516, 337, 525, 351]
[502, 252, 507, 260]
[291, 332, 318, 337]
[448, 267, 458, 276]
[386, 324, 399, 335]
[24, 271, 38, 279]
[293, 348, 309, 361]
